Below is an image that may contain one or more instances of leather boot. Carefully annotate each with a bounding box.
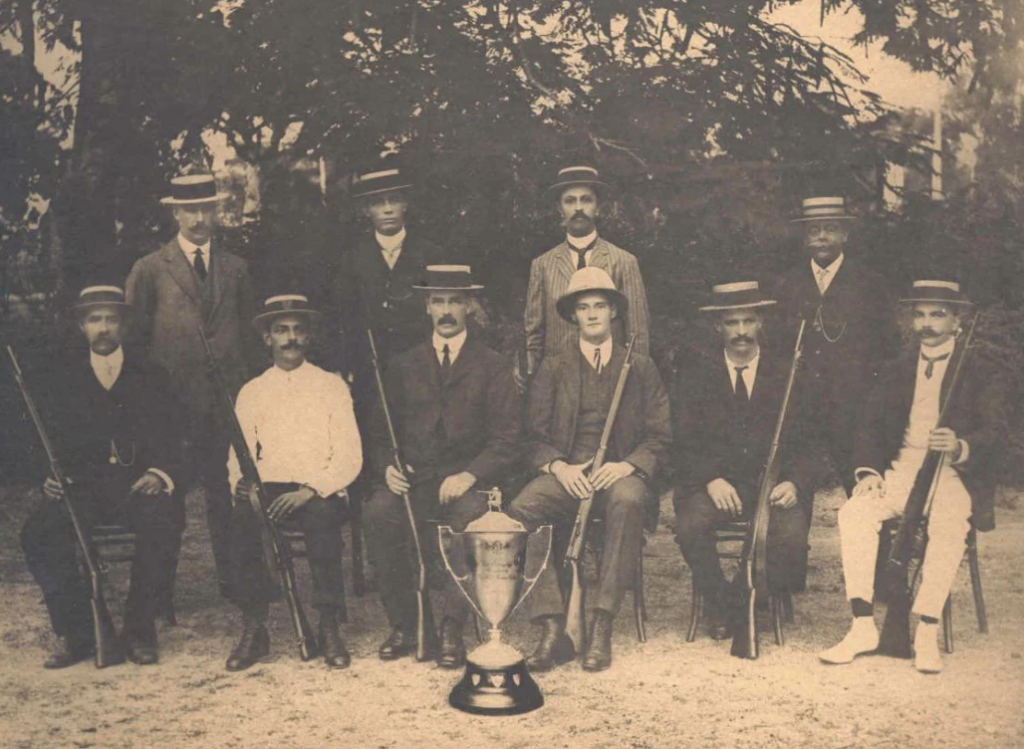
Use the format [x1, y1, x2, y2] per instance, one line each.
[437, 617, 466, 669]
[582, 609, 614, 672]
[43, 636, 94, 669]
[319, 612, 351, 670]
[378, 626, 417, 661]
[526, 616, 576, 672]
[226, 614, 270, 672]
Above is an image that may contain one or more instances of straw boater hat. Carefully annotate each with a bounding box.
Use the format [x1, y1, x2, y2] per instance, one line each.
[159, 174, 228, 206]
[412, 265, 485, 292]
[791, 196, 857, 223]
[351, 165, 413, 199]
[899, 280, 973, 307]
[252, 294, 323, 328]
[698, 281, 777, 312]
[555, 267, 628, 323]
[72, 286, 132, 317]
[546, 165, 609, 196]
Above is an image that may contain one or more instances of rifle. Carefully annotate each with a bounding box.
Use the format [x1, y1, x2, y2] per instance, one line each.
[731, 319, 807, 659]
[7, 345, 126, 668]
[367, 328, 438, 659]
[199, 328, 318, 661]
[878, 310, 981, 658]
[564, 334, 637, 652]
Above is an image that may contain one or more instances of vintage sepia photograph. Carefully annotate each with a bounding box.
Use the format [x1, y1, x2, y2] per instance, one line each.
[1, 1, 1022, 747]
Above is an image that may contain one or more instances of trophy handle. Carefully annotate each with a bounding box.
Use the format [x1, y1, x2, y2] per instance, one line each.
[508, 525, 553, 619]
[437, 525, 487, 622]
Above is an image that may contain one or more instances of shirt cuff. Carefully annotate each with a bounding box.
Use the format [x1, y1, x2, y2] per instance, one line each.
[953, 439, 970, 465]
[854, 467, 882, 483]
[146, 468, 175, 495]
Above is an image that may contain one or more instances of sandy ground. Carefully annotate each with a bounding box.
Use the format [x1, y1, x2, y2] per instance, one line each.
[1, 484, 1022, 749]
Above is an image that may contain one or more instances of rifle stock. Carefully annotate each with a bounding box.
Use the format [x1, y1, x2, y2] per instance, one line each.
[564, 335, 637, 652]
[731, 319, 806, 659]
[367, 329, 438, 659]
[878, 311, 981, 658]
[199, 329, 318, 661]
[7, 345, 126, 668]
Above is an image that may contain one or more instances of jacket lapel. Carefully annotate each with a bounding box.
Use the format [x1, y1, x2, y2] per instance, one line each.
[445, 336, 474, 388]
[555, 242, 577, 284]
[206, 245, 230, 324]
[161, 239, 202, 308]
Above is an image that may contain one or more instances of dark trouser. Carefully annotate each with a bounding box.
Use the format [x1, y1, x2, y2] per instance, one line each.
[20, 476, 185, 646]
[673, 482, 810, 608]
[508, 474, 648, 619]
[230, 483, 346, 619]
[189, 414, 233, 595]
[363, 480, 488, 632]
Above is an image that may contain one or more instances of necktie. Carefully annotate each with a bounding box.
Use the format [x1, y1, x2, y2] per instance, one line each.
[922, 352, 950, 379]
[593, 347, 602, 373]
[734, 365, 749, 404]
[441, 344, 451, 380]
[575, 248, 587, 270]
[815, 265, 830, 294]
[193, 249, 208, 282]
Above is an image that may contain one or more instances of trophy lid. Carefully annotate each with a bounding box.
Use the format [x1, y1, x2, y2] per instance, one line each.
[463, 488, 527, 533]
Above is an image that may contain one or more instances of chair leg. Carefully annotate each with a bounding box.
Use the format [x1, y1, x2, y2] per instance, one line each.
[967, 527, 988, 634]
[686, 575, 701, 643]
[772, 596, 785, 646]
[782, 590, 794, 624]
[942, 596, 954, 654]
[633, 550, 647, 643]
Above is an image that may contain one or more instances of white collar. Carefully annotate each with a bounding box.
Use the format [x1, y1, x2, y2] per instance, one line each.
[567, 231, 598, 251]
[178, 233, 211, 257]
[268, 359, 311, 378]
[91, 345, 124, 376]
[579, 336, 613, 369]
[724, 348, 760, 376]
[811, 252, 844, 277]
[919, 337, 956, 361]
[433, 329, 468, 357]
[376, 227, 407, 253]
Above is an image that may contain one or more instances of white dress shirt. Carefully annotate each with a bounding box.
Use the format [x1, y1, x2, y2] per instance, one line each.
[724, 349, 760, 398]
[811, 252, 844, 295]
[177, 233, 211, 272]
[376, 227, 406, 270]
[227, 360, 363, 497]
[580, 336, 613, 372]
[433, 329, 467, 366]
[567, 230, 598, 266]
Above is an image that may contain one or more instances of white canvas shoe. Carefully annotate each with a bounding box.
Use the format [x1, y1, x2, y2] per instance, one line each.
[914, 622, 943, 674]
[818, 616, 879, 664]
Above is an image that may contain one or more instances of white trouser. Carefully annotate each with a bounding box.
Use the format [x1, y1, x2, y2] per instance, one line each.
[839, 447, 972, 619]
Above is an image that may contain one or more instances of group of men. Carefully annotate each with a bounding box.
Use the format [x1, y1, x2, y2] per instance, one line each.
[18, 163, 1003, 681]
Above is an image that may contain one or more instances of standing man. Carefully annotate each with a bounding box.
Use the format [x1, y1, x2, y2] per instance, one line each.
[509, 267, 671, 672]
[363, 265, 521, 669]
[126, 173, 259, 599]
[775, 197, 896, 491]
[20, 286, 185, 667]
[224, 294, 363, 672]
[524, 166, 651, 375]
[673, 281, 819, 641]
[819, 280, 1004, 673]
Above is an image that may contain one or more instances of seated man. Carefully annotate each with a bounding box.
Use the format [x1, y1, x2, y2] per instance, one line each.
[225, 294, 363, 672]
[819, 280, 1005, 673]
[508, 267, 671, 673]
[363, 265, 521, 668]
[20, 286, 185, 668]
[673, 281, 818, 641]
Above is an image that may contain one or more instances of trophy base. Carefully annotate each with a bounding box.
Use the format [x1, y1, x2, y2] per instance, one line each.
[449, 648, 544, 716]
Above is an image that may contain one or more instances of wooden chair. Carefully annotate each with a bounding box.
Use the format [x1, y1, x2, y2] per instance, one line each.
[685, 519, 791, 648]
[91, 524, 178, 624]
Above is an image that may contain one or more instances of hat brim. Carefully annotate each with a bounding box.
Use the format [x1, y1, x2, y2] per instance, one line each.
[412, 284, 485, 292]
[546, 179, 609, 195]
[160, 193, 230, 206]
[698, 300, 777, 312]
[352, 183, 413, 199]
[898, 297, 974, 306]
[556, 288, 628, 323]
[253, 309, 324, 328]
[791, 215, 857, 223]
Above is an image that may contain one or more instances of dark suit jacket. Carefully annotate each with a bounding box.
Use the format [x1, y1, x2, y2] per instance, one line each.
[673, 349, 819, 504]
[853, 346, 1007, 532]
[371, 335, 521, 486]
[45, 349, 187, 494]
[125, 237, 259, 426]
[527, 344, 671, 482]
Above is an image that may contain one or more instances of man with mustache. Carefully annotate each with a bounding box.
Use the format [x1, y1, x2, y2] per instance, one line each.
[19, 286, 185, 667]
[820, 280, 1005, 674]
[224, 295, 363, 671]
[775, 197, 897, 492]
[363, 266, 520, 669]
[524, 165, 651, 376]
[673, 281, 819, 642]
[509, 268, 671, 672]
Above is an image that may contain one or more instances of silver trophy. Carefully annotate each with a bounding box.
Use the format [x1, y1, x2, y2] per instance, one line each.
[439, 489, 552, 715]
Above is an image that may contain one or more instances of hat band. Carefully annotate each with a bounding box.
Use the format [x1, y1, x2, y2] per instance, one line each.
[913, 280, 960, 292]
[419, 270, 476, 289]
[801, 206, 849, 219]
[707, 288, 772, 308]
[169, 180, 219, 202]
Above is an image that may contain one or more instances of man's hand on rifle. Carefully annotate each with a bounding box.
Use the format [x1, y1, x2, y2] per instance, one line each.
[385, 464, 413, 496]
[928, 427, 962, 460]
[551, 459, 594, 500]
[590, 461, 635, 492]
[42, 476, 65, 501]
[769, 480, 798, 509]
[130, 471, 167, 497]
[439, 472, 476, 504]
[707, 478, 742, 518]
[852, 474, 885, 498]
[268, 486, 318, 523]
